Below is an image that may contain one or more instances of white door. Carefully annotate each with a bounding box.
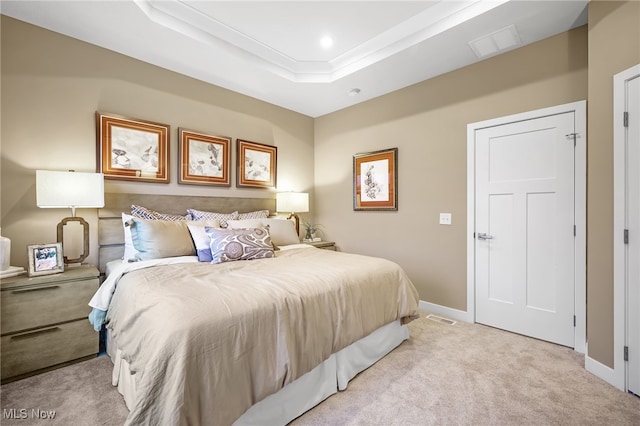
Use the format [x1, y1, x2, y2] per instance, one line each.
[474, 112, 576, 347]
[626, 74, 640, 396]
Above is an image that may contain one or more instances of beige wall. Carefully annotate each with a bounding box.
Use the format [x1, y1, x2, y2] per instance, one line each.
[314, 26, 588, 312]
[586, 1, 640, 367]
[2, 3, 638, 371]
[0, 16, 314, 269]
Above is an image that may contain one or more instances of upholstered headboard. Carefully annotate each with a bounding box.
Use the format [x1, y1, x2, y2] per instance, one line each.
[97, 192, 275, 273]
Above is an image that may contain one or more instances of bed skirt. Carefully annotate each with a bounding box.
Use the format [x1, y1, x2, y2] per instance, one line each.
[107, 320, 409, 425]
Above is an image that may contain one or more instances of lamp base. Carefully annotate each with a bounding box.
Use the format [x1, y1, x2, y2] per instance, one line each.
[287, 213, 301, 235]
[57, 216, 90, 264]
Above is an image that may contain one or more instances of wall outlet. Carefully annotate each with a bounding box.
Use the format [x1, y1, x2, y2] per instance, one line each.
[439, 213, 452, 225]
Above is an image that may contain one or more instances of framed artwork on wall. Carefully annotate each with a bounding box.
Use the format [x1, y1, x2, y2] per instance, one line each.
[178, 128, 231, 186]
[96, 111, 170, 183]
[236, 139, 277, 189]
[27, 242, 64, 277]
[353, 147, 398, 211]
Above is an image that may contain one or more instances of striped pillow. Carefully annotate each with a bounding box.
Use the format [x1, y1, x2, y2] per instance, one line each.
[187, 208, 239, 227]
[131, 205, 189, 221]
[237, 209, 270, 220]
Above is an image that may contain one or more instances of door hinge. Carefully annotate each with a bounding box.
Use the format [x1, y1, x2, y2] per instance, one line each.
[623, 111, 629, 127]
[573, 225, 576, 237]
[566, 132, 577, 146]
[624, 229, 629, 244]
[624, 346, 629, 362]
[573, 315, 576, 327]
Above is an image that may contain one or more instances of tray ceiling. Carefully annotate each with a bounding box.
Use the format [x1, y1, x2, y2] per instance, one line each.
[2, 1, 588, 117]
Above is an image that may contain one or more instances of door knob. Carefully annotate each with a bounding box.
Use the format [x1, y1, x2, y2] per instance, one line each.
[477, 233, 494, 240]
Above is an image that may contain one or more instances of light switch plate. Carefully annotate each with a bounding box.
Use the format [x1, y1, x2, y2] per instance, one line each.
[439, 213, 452, 225]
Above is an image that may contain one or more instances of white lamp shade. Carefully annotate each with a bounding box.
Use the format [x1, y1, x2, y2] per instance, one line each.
[276, 192, 309, 213]
[36, 170, 105, 209]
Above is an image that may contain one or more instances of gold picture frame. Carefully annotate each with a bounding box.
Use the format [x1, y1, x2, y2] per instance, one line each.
[236, 139, 277, 189]
[96, 111, 170, 183]
[353, 148, 398, 211]
[178, 128, 231, 186]
[27, 243, 64, 277]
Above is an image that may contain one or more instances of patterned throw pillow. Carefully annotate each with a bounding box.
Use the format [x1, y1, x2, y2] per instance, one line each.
[187, 209, 239, 227]
[131, 205, 189, 221]
[227, 218, 300, 247]
[237, 209, 270, 220]
[205, 227, 274, 264]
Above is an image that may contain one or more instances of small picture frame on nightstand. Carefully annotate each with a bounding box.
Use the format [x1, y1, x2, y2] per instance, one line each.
[27, 243, 64, 277]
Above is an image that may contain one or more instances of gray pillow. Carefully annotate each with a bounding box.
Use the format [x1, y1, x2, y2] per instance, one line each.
[129, 217, 196, 261]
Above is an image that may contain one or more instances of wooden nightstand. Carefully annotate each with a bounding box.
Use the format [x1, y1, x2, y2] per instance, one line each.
[303, 241, 336, 250]
[1, 265, 99, 383]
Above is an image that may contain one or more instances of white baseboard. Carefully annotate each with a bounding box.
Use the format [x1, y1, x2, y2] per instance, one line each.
[418, 300, 471, 323]
[585, 351, 625, 391]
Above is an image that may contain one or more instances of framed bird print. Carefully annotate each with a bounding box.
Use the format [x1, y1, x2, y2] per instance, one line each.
[353, 147, 398, 211]
[178, 128, 231, 186]
[96, 111, 170, 183]
[236, 139, 277, 189]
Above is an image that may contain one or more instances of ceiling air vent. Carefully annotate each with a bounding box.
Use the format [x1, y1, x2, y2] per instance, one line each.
[468, 24, 522, 59]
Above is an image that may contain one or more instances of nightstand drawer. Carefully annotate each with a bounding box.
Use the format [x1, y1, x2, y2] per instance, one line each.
[1, 278, 98, 335]
[1, 319, 97, 381]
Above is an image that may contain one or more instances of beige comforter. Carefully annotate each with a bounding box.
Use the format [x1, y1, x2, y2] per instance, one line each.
[106, 246, 419, 425]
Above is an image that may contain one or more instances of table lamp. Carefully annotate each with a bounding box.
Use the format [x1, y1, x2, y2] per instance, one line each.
[276, 192, 309, 235]
[36, 170, 105, 265]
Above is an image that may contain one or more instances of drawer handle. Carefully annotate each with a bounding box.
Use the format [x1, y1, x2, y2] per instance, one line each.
[10, 327, 61, 340]
[11, 285, 60, 294]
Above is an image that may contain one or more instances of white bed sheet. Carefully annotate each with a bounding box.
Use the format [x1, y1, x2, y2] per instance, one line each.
[107, 320, 409, 425]
[100, 246, 416, 424]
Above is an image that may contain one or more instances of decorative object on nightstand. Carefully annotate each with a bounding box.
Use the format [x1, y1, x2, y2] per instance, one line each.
[303, 241, 336, 251]
[0, 228, 25, 278]
[0, 265, 100, 383]
[26, 242, 64, 277]
[36, 170, 104, 265]
[301, 221, 323, 242]
[276, 191, 309, 235]
[0, 228, 10, 270]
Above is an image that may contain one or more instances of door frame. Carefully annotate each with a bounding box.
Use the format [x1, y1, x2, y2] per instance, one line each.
[613, 63, 640, 392]
[466, 100, 587, 353]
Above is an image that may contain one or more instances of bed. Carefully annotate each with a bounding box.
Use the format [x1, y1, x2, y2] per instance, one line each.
[90, 193, 420, 425]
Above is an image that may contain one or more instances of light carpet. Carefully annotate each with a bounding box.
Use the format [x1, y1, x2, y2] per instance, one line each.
[1, 313, 638, 425]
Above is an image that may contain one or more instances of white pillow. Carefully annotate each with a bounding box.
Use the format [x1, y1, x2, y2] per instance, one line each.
[122, 213, 138, 262]
[227, 218, 300, 247]
[187, 220, 222, 262]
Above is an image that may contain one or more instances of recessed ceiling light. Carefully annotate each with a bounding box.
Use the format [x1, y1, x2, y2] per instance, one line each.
[320, 35, 333, 49]
[348, 88, 361, 97]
